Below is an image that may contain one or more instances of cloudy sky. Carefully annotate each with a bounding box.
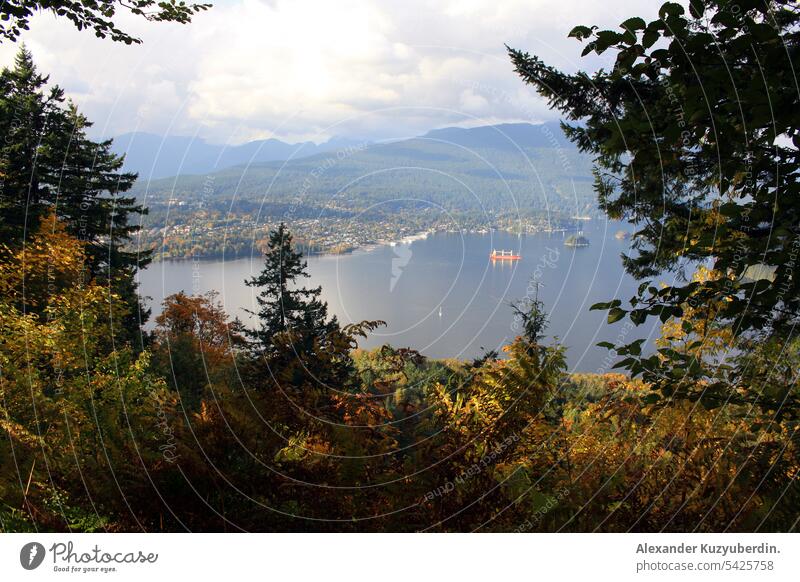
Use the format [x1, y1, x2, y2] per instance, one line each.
[0, 0, 662, 145]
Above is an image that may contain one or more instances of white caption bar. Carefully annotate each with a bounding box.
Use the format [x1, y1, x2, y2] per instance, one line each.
[1, 533, 798, 581]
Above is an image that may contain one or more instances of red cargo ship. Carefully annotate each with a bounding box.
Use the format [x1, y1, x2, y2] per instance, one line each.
[490, 249, 521, 261]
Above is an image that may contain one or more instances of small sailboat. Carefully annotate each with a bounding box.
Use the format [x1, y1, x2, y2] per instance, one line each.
[438, 306, 443, 318]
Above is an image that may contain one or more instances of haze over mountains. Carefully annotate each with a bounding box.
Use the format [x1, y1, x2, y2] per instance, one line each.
[124, 122, 596, 215]
[113, 132, 368, 179]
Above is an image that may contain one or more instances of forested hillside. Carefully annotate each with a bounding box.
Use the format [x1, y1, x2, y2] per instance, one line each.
[129, 122, 597, 259]
[130, 122, 596, 214]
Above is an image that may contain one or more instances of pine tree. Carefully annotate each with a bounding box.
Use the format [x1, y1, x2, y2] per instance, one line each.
[0, 46, 56, 241]
[50, 103, 145, 273]
[0, 47, 149, 341]
[246, 223, 339, 354]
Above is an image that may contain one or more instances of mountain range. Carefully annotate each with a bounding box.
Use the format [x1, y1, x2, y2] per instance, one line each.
[124, 122, 597, 216]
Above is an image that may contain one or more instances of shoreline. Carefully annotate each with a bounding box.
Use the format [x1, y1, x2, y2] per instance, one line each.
[142, 223, 597, 263]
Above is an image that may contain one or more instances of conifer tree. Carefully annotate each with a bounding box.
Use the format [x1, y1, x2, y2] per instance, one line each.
[246, 223, 339, 355]
[0, 47, 148, 338]
[509, 0, 800, 411]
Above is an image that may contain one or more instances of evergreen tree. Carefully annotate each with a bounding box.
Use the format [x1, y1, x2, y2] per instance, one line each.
[246, 223, 339, 355]
[0, 47, 149, 338]
[511, 294, 548, 346]
[0, 47, 56, 240]
[509, 0, 800, 412]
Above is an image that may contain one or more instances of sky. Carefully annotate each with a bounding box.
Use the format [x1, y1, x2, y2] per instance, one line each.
[0, 0, 664, 145]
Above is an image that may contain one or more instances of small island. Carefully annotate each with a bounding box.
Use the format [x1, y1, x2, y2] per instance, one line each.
[564, 234, 590, 247]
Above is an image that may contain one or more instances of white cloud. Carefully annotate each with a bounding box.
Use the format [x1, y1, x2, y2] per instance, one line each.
[0, 0, 661, 144]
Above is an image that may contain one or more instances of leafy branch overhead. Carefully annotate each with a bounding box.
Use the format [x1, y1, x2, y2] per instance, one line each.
[0, 1, 211, 44]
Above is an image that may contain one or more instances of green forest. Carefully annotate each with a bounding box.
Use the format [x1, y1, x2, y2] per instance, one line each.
[1, 0, 799, 532]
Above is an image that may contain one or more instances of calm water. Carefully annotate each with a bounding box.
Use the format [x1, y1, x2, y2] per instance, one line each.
[137, 220, 667, 372]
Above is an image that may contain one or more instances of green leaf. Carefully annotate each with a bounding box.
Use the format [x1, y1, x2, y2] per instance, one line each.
[607, 307, 626, 324]
[688, 0, 705, 19]
[630, 310, 647, 325]
[629, 339, 645, 356]
[659, 2, 685, 20]
[642, 29, 660, 48]
[642, 393, 661, 405]
[621, 17, 646, 32]
[568, 25, 594, 40]
[591, 299, 620, 311]
[595, 30, 622, 53]
[612, 357, 634, 369]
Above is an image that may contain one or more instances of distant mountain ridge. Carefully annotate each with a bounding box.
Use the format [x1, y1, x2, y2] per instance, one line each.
[112, 132, 367, 179]
[113, 122, 575, 180]
[129, 121, 597, 216]
[420, 122, 573, 150]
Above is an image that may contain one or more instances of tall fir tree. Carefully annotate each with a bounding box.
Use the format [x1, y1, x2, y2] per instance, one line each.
[0, 47, 149, 341]
[246, 223, 339, 355]
[0, 46, 55, 240]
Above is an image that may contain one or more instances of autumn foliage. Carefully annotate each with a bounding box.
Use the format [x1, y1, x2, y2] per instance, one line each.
[1, 215, 797, 532]
[1, 4, 799, 531]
